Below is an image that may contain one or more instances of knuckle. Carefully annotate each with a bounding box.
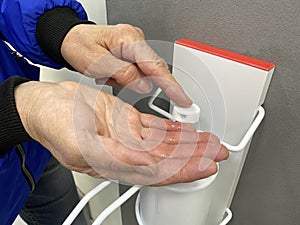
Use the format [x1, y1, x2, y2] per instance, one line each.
[134, 26, 145, 38]
[116, 24, 138, 36]
[58, 81, 79, 91]
[116, 24, 145, 43]
[154, 57, 167, 68]
[143, 58, 167, 76]
[119, 64, 138, 83]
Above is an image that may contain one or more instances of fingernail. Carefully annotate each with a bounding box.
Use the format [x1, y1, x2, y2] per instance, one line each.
[184, 94, 193, 106]
[180, 91, 193, 107]
[137, 79, 152, 93]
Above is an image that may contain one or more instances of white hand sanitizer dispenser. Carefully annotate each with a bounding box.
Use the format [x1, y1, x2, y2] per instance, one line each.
[136, 97, 219, 225]
[172, 103, 201, 128]
[64, 39, 273, 225]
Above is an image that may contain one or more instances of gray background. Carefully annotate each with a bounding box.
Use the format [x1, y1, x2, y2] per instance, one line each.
[107, 1, 300, 224]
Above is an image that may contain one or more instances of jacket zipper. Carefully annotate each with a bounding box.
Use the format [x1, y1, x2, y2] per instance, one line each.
[16, 144, 35, 191]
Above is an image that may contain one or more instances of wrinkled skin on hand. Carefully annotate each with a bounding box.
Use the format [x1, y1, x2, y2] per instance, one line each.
[61, 24, 192, 107]
[15, 81, 228, 186]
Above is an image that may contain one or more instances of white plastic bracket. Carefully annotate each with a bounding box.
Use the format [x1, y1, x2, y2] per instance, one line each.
[63, 182, 141, 225]
[148, 88, 265, 152]
[63, 181, 112, 225]
[92, 185, 142, 225]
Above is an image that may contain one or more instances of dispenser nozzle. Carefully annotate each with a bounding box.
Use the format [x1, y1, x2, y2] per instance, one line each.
[172, 103, 200, 124]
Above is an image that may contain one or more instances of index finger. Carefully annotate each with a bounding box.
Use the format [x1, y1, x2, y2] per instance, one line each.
[123, 41, 193, 107]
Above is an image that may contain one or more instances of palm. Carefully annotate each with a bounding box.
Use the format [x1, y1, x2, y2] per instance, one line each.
[24, 81, 228, 186]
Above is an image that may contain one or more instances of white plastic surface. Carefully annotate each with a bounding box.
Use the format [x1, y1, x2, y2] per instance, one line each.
[172, 103, 200, 124]
[135, 193, 233, 225]
[138, 182, 216, 225]
[172, 42, 274, 225]
[172, 43, 274, 144]
[137, 164, 219, 225]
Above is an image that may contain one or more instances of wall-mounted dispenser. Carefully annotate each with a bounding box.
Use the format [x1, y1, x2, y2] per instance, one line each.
[63, 39, 275, 225]
[137, 98, 218, 225]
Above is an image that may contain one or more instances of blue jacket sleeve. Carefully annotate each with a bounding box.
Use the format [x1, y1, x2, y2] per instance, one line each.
[0, 0, 89, 69]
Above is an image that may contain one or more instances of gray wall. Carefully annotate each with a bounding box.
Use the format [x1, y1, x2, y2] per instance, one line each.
[107, 1, 300, 224]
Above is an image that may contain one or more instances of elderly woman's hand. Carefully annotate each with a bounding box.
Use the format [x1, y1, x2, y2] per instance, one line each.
[15, 80, 228, 186]
[61, 24, 192, 107]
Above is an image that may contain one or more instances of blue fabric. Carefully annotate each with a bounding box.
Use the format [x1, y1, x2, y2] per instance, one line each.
[0, 0, 88, 68]
[0, 1, 88, 223]
[19, 157, 87, 225]
[0, 144, 52, 225]
[0, 38, 52, 225]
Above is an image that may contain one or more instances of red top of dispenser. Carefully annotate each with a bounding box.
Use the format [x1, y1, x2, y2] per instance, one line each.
[175, 39, 275, 71]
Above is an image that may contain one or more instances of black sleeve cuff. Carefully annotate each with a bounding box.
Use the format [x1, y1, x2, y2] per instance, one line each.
[0, 76, 33, 154]
[36, 7, 95, 69]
